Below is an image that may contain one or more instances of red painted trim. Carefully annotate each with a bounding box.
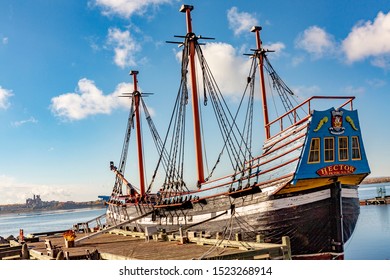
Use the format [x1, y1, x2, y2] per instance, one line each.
[260, 124, 308, 156]
[262, 131, 307, 157]
[253, 143, 304, 168]
[267, 115, 311, 144]
[266, 96, 354, 138]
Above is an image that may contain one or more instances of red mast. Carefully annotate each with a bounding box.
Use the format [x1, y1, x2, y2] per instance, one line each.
[180, 5, 205, 186]
[130, 70, 146, 196]
[251, 26, 271, 139]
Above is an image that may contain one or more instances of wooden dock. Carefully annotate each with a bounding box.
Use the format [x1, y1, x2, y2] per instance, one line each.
[0, 240, 30, 260]
[360, 196, 390, 205]
[18, 229, 291, 260]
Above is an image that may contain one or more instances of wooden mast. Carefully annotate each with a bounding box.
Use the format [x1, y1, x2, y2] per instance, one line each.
[130, 70, 146, 196]
[251, 26, 271, 140]
[180, 5, 205, 186]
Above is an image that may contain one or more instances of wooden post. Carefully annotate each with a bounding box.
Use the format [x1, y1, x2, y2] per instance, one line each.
[21, 243, 30, 260]
[179, 227, 187, 244]
[256, 234, 264, 243]
[65, 239, 75, 248]
[331, 181, 344, 257]
[19, 229, 24, 242]
[56, 251, 65, 260]
[282, 236, 292, 260]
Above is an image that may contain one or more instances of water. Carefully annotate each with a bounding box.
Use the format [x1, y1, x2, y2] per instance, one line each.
[0, 184, 389, 259]
[356, 182, 390, 200]
[0, 207, 106, 238]
[345, 204, 390, 259]
[345, 183, 390, 260]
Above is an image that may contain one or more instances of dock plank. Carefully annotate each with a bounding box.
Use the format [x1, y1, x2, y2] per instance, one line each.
[25, 231, 291, 260]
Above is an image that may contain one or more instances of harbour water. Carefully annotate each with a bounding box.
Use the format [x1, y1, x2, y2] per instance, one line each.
[0, 207, 106, 238]
[345, 183, 390, 260]
[0, 183, 389, 260]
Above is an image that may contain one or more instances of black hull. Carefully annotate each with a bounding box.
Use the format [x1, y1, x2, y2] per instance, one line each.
[106, 184, 359, 259]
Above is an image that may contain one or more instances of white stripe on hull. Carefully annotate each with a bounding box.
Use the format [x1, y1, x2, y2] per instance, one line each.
[107, 186, 358, 228]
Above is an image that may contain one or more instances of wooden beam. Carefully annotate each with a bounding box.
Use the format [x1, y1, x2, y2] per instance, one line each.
[29, 249, 54, 260]
[75, 210, 155, 244]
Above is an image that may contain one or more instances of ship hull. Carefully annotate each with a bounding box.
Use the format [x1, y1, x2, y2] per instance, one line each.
[106, 183, 359, 259]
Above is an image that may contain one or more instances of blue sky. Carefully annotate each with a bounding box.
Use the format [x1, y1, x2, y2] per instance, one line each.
[1, 0, 390, 204]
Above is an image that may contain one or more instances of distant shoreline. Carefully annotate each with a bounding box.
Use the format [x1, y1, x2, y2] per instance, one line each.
[0, 200, 105, 215]
[361, 176, 390, 185]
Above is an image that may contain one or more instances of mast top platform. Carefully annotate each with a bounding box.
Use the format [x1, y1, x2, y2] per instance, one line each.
[251, 26, 262, 32]
[130, 70, 139, 76]
[180, 4, 194, 12]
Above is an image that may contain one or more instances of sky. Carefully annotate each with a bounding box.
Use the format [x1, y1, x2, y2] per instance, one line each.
[1, 0, 390, 204]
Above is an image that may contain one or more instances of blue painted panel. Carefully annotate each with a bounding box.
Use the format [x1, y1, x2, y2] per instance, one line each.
[294, 107, 370, 181]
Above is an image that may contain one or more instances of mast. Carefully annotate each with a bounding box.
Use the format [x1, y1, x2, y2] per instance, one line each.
[130, 70, 146, 196]
[251, 26, 271, 139]
[180, 4, 205, 185]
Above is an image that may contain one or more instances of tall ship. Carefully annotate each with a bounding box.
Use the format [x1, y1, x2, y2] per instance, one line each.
[105, 5, 370, 259]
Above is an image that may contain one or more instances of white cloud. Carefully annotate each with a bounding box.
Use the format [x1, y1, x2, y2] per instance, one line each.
[342, 11, 390, 66]
[0, 175, 66, 204]
[292, 85, 321, 99]
[107, 27, 141, 68]
[343, 85, 366, 95]
[175, 41, 285, 99]
[370, 55, 390, 69]
[50, 78, 132, 121]
[366, 78, 386, 88]
[92, 0, 173, 18]
[0, 86, 13, 110]
[291, 55, 305, 67]
[227, 7, 259, 36]
[295, 26, 336, 58]
[11, 116, 38, 127]
[263, 42, 285, 57]
[2, 37, 8, 45]
[0, 174, 93, 204]
[198, 42, 252, 97]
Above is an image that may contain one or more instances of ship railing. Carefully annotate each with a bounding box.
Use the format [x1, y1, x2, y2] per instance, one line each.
[266, 96, 355, 139]
[73, 213, 107, 233]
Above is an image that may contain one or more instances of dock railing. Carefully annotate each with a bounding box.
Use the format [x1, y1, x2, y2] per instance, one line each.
[73, 213, 106, 233]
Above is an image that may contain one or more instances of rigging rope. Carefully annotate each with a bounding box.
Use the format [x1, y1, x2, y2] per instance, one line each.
[110, 97, 135, 197]
[111, 31, 305, 198]
[263, 55, 304, 124]
[195, 44, 255, 175]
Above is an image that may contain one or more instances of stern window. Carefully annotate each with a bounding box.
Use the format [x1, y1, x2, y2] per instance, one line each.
[352, 136, 361, 160]
[338, 137, 349, 161]
[324, 137, 335, 162]
[308, 138, 320, 163]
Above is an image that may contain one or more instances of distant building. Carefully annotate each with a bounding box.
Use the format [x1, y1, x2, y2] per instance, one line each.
[26, 194, 43, 208]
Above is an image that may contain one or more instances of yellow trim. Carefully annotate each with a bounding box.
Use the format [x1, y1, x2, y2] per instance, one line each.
[308, 138, 320, 164]
[338, 136, 349, 161]
[324, 137, 335, 162]
[276, 174, 367, 195]
[351, 136, 362, 160]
